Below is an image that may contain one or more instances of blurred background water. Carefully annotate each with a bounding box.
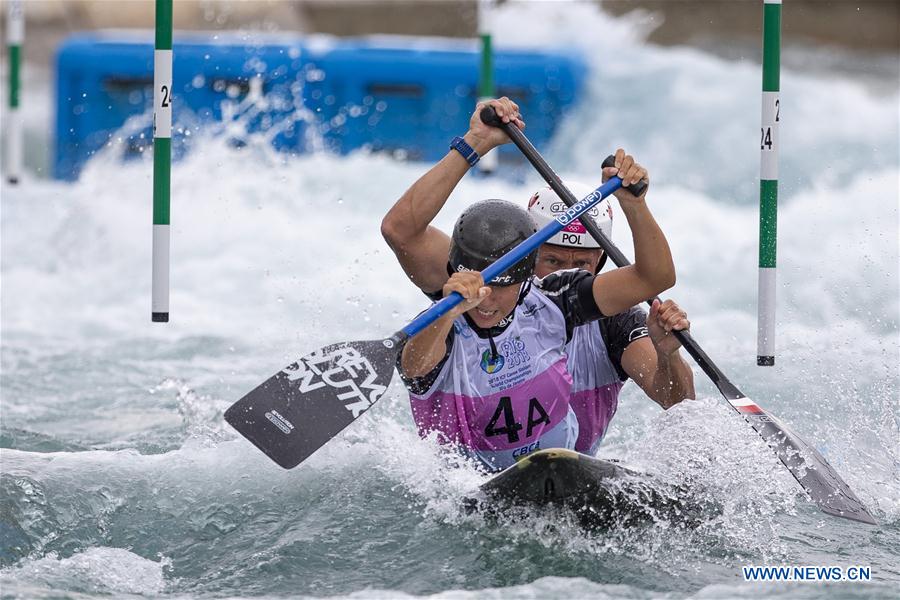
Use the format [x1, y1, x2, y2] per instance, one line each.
[1, 1, 898, 598]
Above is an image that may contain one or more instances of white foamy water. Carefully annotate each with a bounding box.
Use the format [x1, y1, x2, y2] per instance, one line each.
[2, 2, 898, 599]
[0, 547, 169, 597]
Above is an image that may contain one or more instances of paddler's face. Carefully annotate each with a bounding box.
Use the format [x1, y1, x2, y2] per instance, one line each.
[535, 245, 603, 277]
[467, 282, 522, 328]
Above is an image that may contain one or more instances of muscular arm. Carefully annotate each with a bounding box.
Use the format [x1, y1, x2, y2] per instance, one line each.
[400, 312, 456, 378]
[590, 150, 676, 316]
[620, 298, 695, 409]
[621, 338, 695, 409]
[381, 97, 524, 293]
[380, 137, 486, 293]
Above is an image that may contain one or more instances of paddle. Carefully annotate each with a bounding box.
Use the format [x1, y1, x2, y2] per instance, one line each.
[478, 106, 876, 525]
[225, 168, 638, 470]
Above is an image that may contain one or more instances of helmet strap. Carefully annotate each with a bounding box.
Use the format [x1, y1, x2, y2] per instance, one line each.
[595, 252, 608, 274]
[516, 278, 532, 306]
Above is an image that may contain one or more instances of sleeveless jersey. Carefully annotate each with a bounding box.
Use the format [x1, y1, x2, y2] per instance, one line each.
[401, 270, 603, 472]
[566, 306, 648, 455]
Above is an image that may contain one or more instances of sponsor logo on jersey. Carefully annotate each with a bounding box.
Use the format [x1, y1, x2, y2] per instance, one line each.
[521, 302, 546, 317]
[453, 320, 474, 339]
[628, 326, 649, 342]
[496, 312, 516, 328]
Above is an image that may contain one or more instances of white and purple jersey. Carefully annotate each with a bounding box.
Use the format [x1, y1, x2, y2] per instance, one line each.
[400, 270, 604, 472]
[566, 307, 649, 454]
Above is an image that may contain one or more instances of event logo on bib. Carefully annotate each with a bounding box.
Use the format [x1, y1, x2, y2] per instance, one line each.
[480, 337, 531, 375]
[499, 337, 530, 368]
[480, 349, 505, 374]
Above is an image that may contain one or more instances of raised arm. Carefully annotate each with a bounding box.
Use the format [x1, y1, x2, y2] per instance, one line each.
[591, 150, 676, 316]
[381, 98, 524, 294]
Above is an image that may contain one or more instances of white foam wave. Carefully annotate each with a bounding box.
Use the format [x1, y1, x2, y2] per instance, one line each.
[322, 576, 640, 600]
[1, 1, 898, 597]
[0, 547, 169, 596]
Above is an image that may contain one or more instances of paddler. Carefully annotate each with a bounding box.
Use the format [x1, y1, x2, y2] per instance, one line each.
[383, 98, 689, 470]
[524, 181, 695, 453]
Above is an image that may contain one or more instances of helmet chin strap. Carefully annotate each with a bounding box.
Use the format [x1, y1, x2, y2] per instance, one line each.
[596, 251, 608, 274]
[516, 277, 532, 306]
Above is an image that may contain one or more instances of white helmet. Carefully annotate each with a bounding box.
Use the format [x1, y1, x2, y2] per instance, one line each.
[527, 181, 613, 249]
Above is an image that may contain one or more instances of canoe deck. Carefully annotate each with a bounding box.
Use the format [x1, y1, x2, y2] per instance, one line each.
[468, 448, 712, 529]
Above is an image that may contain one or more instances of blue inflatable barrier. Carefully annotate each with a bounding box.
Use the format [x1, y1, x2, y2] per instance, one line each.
[54, 32, 585, 180]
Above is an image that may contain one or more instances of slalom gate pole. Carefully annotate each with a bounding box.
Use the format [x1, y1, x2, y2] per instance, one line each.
[477, 0, 498, 173]
[152, 0, 173, 323]
[6, 0, 23, 185]
[757, 0, 781, 365]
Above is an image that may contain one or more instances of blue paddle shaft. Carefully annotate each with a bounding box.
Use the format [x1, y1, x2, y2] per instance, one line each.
[400, 177, 623, 338]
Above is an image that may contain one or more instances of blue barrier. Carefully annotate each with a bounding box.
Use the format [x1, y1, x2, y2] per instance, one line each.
[54, 32, 585, 180]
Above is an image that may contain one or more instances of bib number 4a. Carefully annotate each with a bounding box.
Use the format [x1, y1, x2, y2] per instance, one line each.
[484, 396, 550, 444]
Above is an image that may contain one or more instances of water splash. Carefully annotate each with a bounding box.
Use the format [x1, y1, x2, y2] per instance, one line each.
[1, 1, 897, 598]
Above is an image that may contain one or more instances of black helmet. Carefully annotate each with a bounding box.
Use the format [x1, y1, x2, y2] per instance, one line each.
[448, 199, 538, 286]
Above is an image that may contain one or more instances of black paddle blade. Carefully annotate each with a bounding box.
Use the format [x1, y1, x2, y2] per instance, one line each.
[225, 339, 399, 469]
[728, 397, 878, 525]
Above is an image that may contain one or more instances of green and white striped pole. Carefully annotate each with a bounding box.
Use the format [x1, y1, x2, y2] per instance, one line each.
[152, 0, 172, 323]
[477, 0, 497, 173]
[757, 0, 781, 366]
[6, 0, 23, 185]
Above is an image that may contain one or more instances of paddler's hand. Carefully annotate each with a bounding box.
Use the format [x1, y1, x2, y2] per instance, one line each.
[648, 299, 689, 356]
[464, 97, 525, 157]
[443, 271, 491, 319]
[602, 148, 649, 206]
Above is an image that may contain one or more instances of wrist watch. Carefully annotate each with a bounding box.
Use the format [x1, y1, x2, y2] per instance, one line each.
[450, 136, 480, 167]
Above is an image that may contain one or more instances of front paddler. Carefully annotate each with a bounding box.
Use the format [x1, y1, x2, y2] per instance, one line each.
[386, 98, 679, 471]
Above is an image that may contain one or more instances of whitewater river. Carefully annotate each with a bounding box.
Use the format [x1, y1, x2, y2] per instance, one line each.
[2, 3, 898, 599]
